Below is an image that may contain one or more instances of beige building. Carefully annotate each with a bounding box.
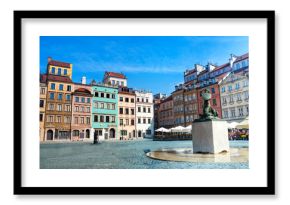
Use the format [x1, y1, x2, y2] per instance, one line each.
[118, 87, 136, 140]
[220, 71, 249, 122]
[39, 81, 47, 141]
[135, 90, 154, 138]
[103, 72, 127, 87]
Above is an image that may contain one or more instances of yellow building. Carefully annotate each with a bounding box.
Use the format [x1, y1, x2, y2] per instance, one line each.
[47, 57, 73, 79]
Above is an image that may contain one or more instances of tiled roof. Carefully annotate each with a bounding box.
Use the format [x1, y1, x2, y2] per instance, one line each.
[235, 53, 249, 62]
[212, 62, 230, 72]
[161, 95, 173, 103]
[105, 72, 126, 79]
[73, 88, 92, 96]
[48, 60, 71, 68]
[40, 74, 72, 83]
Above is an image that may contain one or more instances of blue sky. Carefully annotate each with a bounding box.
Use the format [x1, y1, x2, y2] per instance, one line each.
[40, 36, 248, 95]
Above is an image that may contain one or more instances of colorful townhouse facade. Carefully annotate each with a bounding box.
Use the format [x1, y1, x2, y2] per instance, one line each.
[158, 95, 174, 129]
[71, 80, 93, 141]
[118, 87, 136, 139]
[39, 81, 47, 141]
[43, 74, 73, 141]
[91, 82, 119, 141]
[103, 71, 127, 87]
[135, 90, 154, 138]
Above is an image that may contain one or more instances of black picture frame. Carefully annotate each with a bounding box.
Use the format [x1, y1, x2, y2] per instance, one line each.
[14, 10, 275, 195]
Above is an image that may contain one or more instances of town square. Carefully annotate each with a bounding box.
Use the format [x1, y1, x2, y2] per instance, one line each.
[39, 36, 249, 169]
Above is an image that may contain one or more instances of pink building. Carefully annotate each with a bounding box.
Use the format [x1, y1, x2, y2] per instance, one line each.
[71, 83, 93, 141]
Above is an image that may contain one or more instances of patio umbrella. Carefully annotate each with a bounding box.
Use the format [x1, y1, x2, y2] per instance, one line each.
[170, 126, 186, 133]
[184, 125, 192, 133]
[155, 127, 170, 132]
[228, 122, 239, 129]
[235, 117, 249, 129]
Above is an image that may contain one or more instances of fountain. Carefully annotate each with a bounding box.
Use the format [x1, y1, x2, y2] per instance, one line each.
[146, 88, 248, 164]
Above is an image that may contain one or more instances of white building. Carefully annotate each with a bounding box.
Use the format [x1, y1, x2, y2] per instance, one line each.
[219, 71, 249, 122]
[103, 71, 127, 87]
[135, 90, 154, 138]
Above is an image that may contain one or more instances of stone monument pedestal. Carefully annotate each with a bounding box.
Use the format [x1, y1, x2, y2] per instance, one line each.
[192, 119, 229, 154]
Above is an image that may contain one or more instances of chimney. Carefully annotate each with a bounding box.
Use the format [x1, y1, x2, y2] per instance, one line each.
[81, 76, 86, 84]
[48, 57, 52, 62]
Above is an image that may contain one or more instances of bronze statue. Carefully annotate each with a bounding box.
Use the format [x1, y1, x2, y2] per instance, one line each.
[199, 88, 218, 121]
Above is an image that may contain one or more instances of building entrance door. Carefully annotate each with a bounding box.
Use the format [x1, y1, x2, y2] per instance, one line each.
[109, 128, 115, 138]
[47, 130, 53, 140]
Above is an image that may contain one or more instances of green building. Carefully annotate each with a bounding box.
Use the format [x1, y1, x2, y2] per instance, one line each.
[91, 83, 119, 140]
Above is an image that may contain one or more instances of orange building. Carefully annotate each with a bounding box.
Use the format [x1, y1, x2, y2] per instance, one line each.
[158, 95, 174, 129]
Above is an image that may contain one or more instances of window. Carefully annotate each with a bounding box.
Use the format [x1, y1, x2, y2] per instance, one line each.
[138, 118, 141, 124]
[67, 85, 71, 91]
[138, 107, 141, 112]
[112, 80, 115, 85]
[120, 119, 123, 125]
[65, 104, 70, 112]
[75, 106, 79, 112]
[80, 117, 84, 124]
[64, 69, 67, 75]
[112, 104, 115, 110]
[131, 109, 134, 115]
[146, 98, 149, 103]
[229, 95, 234, 103]
[75, 97, 79, 102]
[120, 97, 123, 101]
[212, 99, 217, 106]
[57, 68, 61, 75]
[74, 117, 78, 124]
[131, 119, 134, 125]
[47, 115, 54, 122]
[57, 104, 62, 111]
[143, 107, 146, 113]
[40, 88, 45, 94]
[142, 98, 144, 102]
[40, 114, 43, 121]
[137, 98, 139, 102]
[73, 130, 79, 136]
[40, 100, 44, 107]
[58, 93, 63, 100]
[57, 116, 61, 123]
[66, 94, 71, 101]
[125, 98, 129, 102]
[94, 115, 98, 122]
[59, 84, 63, 90]
[148, 119, 151, 124]
[235, 83, 240, 90]
[80, 106, 84, 112]
[126, 119, 129, 125]
[131, 98, 134, 103]
[224, 110, 228, 118]
[228, 85, 232, 92]
[101, 93, 104, 98]
[107, 103, 111, 110]
[81, 97, 85, 103]
[112, 94, 115, 99]
[243, 80, 248, 87]
[106, 116, 110, 123]
[111, 116, 115, 123]
[231, 109, 236, 117]
[121, 82, 124, 86]
[221, 87, 225, 93]
[143, 119, 146, 124]
[101, 103, 104, 109]
[86, 117, 90, 124]
[50, 83, 55, 90]
[49, 93, 54, 100]
[51, 67, 55, 74]
[148, 108, 151, 113]
[237, 93, 242, 101]
[86, 107, 90, 113]
[100, 115, 104, 122]
[119, 108, 123, 114]
[64, 116, 70, 123]
[125, 108, 129, 115]
[49, 103, 54, 110]
[106, 93, 110, 98]
[238, 107, 244, 116]
[95, 92, 99, 97]
[87, 98, 90, 103]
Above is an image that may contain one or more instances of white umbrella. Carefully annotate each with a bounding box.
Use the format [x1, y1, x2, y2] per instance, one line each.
[155, 127, 170, 132]
[183, 125, 192, 133]
[236, 118, 249, 129]
[228, 122, 239, 129]
[170, 126, 186, 133]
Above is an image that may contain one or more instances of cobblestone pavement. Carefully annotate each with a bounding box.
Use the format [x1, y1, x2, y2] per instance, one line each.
[40, 139, 249, 169]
